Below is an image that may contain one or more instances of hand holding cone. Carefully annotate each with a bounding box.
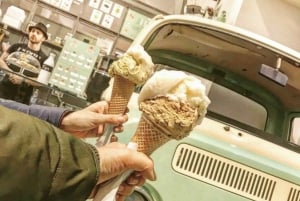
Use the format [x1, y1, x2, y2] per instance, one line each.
[94, 45, 154, 200]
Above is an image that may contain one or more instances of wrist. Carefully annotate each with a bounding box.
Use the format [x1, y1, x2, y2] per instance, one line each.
[59, 110, 74, 129]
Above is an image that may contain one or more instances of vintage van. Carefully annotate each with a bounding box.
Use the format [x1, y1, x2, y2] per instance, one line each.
[117, 15, 300, 201]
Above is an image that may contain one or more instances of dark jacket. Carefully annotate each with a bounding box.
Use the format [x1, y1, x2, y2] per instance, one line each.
[0, 105, 99, 201]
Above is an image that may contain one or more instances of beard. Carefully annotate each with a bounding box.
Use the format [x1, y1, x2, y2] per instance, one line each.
[29, 35, 42, 45]
[29, 38, 39, 44]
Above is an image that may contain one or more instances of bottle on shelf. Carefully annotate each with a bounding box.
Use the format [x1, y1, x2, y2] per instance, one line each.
[30, 89, 39, 105]
[37, 52, 56, 85]
[0, 70, 5, 81]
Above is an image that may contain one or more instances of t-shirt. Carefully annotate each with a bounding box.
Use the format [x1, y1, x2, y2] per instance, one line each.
[7, 43, 48, 67]
[0, 43, 48, 104]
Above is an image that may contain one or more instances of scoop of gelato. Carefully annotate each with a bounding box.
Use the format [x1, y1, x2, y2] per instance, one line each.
[140, 96, 200, 140]
[138, 69, 211, 124]
[108, 45, 154, 85]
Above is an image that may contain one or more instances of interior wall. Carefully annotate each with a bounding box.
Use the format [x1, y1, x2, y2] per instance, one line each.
[134, 0, 184, 14]
[154, 0, 300, 52]
[235, 0, 300, 52]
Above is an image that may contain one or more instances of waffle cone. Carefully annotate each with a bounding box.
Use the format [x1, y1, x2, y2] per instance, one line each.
[131, 114, 170, 155]
[108, 75, 135, 114]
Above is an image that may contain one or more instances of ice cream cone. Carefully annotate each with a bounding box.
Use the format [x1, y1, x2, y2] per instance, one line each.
[108, 75, 136, 114]
[131, 114, 170, 155]
[131, 91, 209, 155]
[105, 45, 154, 115]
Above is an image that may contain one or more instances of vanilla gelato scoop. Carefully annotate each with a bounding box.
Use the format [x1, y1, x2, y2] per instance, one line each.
[108, 45, 154, 85]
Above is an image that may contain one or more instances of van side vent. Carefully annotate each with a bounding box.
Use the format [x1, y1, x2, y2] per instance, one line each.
[288, 188, 300, 201]
[172, 143, 299, 201]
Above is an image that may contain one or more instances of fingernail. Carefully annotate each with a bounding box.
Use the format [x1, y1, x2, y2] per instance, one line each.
[134, 172, 142, 177]
[127, 178, 139, 185]
[117, 116, 124, 121]
[118, 185, 124, 192]
[151, 171, 157, 181]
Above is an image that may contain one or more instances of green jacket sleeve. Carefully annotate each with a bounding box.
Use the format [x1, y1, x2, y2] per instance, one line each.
[0, 105, 100, 201]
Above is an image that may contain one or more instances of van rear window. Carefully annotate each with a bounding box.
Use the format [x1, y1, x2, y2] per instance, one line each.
[208, 83, 267, 130]
[290, 118, 300, 145]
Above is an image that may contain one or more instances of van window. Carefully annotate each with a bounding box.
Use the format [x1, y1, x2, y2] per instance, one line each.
[207, 83, 267, 130]
[290, 118, 300, 145]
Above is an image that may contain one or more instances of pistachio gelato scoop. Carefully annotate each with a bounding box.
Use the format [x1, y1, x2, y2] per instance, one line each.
[108, 45, 154, 85]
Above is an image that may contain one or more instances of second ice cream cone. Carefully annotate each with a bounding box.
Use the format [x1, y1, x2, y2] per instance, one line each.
[131, 69, 211, 156]
[108, 75, 135, 114]
[131, 114, 170, 155]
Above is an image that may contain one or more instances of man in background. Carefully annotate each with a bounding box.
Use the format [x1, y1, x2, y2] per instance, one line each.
[0, 22, 48, 104]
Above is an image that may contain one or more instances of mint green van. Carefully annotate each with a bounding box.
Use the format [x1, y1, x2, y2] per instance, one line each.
[119, 15, 300, 201]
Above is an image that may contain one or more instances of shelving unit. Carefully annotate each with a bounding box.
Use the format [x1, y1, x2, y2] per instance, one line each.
[0, 0, 166, 108]
[1, 0, 164, 55]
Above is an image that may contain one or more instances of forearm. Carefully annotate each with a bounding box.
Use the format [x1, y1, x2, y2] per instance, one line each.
[0, 98, 70, 127]
[0, 106, 98, 201]
[23, 76, 43, 87]
[0, 58, 11, 71]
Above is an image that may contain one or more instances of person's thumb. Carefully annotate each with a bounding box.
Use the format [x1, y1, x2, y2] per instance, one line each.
[95, 114, 127, 125]
[125, 151, 156, 181]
